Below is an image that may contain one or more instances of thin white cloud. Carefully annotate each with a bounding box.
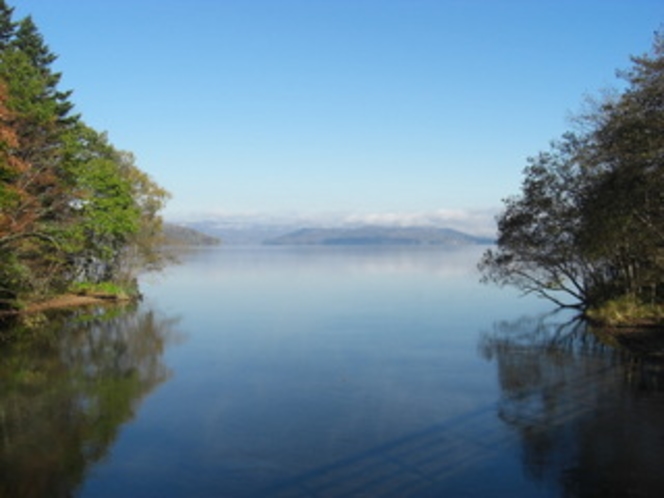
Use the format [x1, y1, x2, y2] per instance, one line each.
[341, 209, 498, 236]
[167, 208, 499, 237]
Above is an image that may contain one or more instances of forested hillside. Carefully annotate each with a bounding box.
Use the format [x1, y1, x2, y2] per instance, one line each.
[0, 1, 169, 311]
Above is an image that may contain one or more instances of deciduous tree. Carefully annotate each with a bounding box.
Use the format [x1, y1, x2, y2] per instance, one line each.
[0, 1, 169, 309]
[481, 31, 664, 313]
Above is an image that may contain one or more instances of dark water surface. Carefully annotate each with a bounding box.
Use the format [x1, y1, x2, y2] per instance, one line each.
[2, 246, 664, 497]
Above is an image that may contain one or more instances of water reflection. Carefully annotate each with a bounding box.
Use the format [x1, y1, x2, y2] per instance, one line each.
[14, 246, 661, 497]
[0, 305, 179, 498]
[480, 314, 664, 497]
[169, 245, 488, 279]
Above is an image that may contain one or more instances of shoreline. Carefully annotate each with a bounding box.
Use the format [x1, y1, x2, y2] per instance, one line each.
[0, 293, 134, 319]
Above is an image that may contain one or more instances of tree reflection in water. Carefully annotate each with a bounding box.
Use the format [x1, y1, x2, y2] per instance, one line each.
[479, 313, 664, 497]
[0, 305, 179, 498]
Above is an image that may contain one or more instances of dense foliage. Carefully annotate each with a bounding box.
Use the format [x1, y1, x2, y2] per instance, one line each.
[0, 2, 169, 310]
[480, 31, 664, 314]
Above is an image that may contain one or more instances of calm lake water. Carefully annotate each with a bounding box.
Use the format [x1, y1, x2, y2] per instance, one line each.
[2, 245, 664, 497]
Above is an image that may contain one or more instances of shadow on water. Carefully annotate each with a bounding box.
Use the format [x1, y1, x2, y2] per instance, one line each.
[479, 312, 664, 497]
[258, 313, 664, 498]
[261, 404, 508, 498]
[0, 305, 180, 498]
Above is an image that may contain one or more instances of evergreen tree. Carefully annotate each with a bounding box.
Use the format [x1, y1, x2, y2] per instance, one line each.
[0, 0, 15, 50]
[12, 15, 76, 124]
[0, 1, 169, 308]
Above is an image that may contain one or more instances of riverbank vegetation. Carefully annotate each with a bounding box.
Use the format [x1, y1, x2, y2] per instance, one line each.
[480, 31, 664, 326]
[0, 1, 169, 313]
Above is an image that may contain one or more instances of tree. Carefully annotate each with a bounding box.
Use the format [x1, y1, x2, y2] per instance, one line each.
[480, 31, 664, 313]
[580, 32, 664, 303]
[480, 133, 599, 308]
[59, 124, 140, 283]
[12, 15, 76, 124]
[59, 125, 170, 285]
[0, 1, 169, 309]
[0, 1, 15, 50]
[0, 81, 32, 307]
[0, 34, 73, 297]
[113, 151, 172, 282]
[0, 81, 31, 240]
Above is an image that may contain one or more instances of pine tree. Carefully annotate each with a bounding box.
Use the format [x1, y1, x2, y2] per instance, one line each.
[12, 15, 76, 124]
[0, 0, 15, 50]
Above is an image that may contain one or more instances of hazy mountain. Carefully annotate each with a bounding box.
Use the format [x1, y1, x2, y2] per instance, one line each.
[264, 226, 493, 246]
[162, 223, 221, 246]
[180, 220, 302, 245]
[171, 215, 496, 246]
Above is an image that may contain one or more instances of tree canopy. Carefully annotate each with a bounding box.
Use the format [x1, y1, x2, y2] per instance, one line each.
[480, 31, 664, 316]
[0, 1, 169, 310]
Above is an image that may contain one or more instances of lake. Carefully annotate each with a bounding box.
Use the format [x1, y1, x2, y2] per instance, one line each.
[1, 245, 664, 497]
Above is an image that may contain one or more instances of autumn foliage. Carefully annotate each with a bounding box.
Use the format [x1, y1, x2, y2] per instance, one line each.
[0, 2, 169, 310]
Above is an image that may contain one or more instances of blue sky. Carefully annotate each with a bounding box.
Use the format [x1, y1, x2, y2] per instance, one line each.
[13, 0, 664, 232]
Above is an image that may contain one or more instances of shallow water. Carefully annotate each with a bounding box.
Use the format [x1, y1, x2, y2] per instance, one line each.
[2, 246, 663, 497]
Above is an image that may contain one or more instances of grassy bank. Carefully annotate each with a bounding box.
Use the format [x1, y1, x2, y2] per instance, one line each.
[586, 296, 664, 328]
[0, 282, 139, 319]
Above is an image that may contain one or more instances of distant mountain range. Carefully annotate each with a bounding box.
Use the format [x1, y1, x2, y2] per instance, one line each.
[266, 226, 493, 246]
[171, 220, 494, 246]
